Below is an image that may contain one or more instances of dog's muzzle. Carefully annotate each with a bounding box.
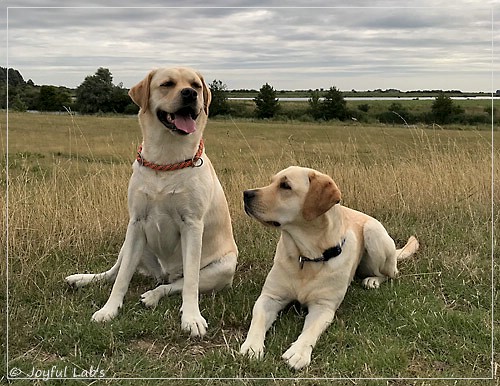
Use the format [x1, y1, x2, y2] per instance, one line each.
[243, 190, 281, 227]
[156, 88, 200, 135]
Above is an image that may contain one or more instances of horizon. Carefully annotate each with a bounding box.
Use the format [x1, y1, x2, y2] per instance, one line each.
[2, 65, 495, 95]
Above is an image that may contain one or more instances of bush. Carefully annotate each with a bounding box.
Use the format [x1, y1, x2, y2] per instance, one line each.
[357, 103, 370, 112]
[377, 102, 415, 125]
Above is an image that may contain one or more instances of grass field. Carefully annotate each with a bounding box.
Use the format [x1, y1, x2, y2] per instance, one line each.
[2, 112, 498, 384]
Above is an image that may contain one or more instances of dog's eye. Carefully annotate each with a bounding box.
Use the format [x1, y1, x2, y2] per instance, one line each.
[161, 81, 175, 87]
[192, 82, 202, 89]
[279, 181, 292, 190]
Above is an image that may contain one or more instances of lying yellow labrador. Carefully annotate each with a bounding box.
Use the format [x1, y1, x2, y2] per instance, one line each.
[66, 67, 238, 337]
[240, 166, 418, 369]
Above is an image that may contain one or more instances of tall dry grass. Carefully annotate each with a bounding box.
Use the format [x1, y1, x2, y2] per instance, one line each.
[2, 113, 496, 278]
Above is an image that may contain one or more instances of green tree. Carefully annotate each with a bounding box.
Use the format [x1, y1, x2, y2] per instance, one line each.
[38, 85, 71, 111]
[431, 93, 464, 124]
[209, 79, 230, 117]
[322, 86, 348, 121]
[254, 83, 280, 119]
[0, 67, 25, 87]
[76, 67, 114, 113]
[110, 82, 132, 113]
[11, 95, 27, 112]
[308, 90, 323, 120]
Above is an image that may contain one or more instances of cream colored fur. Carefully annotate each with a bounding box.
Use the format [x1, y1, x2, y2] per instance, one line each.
[240, 166, 418, 369]
[66, 67, 238, 337]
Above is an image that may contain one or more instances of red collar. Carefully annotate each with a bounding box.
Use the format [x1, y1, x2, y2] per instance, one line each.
[136, 139, 204, 171]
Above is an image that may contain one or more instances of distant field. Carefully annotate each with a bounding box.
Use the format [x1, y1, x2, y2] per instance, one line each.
[226, 97, 496, 126]
[227, 90, 493, 99]
[2, 112, 498, 383]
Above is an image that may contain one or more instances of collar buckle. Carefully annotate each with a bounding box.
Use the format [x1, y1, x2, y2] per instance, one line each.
[299, 238, 345, 269]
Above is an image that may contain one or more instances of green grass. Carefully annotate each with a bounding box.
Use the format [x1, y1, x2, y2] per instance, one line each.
[1, 112, 498, 384]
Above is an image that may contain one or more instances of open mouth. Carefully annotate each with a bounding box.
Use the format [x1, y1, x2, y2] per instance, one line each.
[157, 106, 199, 135]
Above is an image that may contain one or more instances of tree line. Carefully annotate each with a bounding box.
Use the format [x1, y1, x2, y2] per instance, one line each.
[1, 67, 495, 126]
[0, 67, 137, 114]
[210, 80, 495, 125]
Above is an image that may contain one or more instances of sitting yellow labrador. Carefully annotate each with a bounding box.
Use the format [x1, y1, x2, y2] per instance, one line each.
[66, 67, 238, 337]
[240, 166, 418, 369]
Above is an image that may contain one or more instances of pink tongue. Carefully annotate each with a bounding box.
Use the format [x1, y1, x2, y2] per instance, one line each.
[173, 115, 196, 133]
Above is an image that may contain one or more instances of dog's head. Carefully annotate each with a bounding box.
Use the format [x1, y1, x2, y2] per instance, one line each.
[128, 67, 211, 136]
[243, 166, 341, 228]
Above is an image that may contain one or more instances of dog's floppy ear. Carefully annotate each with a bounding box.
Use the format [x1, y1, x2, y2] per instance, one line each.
[197, 72, 212, 116]
[128, 69, 156, 114]
[302, 172, 341, 221]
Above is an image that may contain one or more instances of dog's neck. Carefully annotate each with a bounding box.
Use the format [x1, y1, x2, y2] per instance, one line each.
[139, 116, 205, 166]
[282, 204, 344, 261]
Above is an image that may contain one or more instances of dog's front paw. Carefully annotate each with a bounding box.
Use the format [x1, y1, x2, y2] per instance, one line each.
[181, 312, 208, 337]
[91, 306, 119, 322]
[240, 339, 265, 360]
[282, 343, 312, 370]
[140, 288, 163, 308]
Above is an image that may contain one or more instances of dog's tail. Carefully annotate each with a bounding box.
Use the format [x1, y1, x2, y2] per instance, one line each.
[396, 236, 419, 261]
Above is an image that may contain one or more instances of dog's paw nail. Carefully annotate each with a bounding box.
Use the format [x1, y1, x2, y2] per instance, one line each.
[282, 345, 311, 370]
[362, 277, 381, 289]
[181, 314, 208, 337]
[140, 291, 160, 308]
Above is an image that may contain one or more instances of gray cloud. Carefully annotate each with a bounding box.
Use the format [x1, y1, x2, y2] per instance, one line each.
[3, 1, 498, 91]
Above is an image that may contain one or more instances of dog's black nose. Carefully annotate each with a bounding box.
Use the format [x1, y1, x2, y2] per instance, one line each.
[181, 88, 197, 101]
[243, 190, 257, 215]
[243, 190, 256, 203]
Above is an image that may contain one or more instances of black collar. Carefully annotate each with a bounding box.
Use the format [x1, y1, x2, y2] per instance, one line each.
[299, 239, 345, 269]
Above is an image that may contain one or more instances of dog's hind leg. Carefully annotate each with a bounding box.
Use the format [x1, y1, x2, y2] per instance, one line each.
[364, 235, 418, 288]
[359, 219, 398, 289]
[360, 220, 419, 289]
[65, 245, 125, 288]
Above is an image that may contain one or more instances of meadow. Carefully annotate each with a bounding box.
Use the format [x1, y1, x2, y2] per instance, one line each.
[1, 111, 498, 385]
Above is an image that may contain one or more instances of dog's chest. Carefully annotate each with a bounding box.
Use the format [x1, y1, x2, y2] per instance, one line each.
[276, 247, 356, 306]
[131, 169, 202, 208]
[130, 171, 205, 231]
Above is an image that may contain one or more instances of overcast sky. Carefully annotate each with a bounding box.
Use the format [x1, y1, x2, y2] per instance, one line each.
[2, 0, 499, 92]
